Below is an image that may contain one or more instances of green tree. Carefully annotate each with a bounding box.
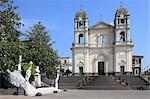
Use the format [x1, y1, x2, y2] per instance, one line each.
[23, 22, 60, 78]
[0, 0, 22, 72]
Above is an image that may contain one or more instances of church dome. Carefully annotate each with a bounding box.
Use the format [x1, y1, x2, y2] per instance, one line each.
[116, 6, 128, 16]
[75, 9, 87, 18]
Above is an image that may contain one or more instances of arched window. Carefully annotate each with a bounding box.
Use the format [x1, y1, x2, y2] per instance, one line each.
[79, 61, 84, 67]
[79, 21, 84, 28]
[96, 35, 104, 45]
[121, 19, 125, 24]
[100, 35, 104, 44]
[120, 32, 125, 42]
[64, 60, 66, 64]
[79, 34, 84, 44]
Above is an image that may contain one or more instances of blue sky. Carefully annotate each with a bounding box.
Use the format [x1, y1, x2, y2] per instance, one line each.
[13, 0, 150, 70]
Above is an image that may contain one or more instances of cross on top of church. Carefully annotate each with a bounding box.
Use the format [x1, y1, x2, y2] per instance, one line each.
[80, 4, 83, 9]
[100, 14, 103, 21]
[80, 0, 84, 10]
[120, 0, 123, 7]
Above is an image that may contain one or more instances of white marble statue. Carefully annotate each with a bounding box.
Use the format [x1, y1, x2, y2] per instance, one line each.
[25, 61, 33, 81]
[55, 69, 60, 90]
[18, 55, 22, 71]
[35, 66, 40, 73]
[5, 60, 61, 96]
[34, 66, 41, 86]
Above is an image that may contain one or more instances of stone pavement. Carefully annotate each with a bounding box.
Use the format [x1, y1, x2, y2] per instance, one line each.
[0, 90, 150, 99]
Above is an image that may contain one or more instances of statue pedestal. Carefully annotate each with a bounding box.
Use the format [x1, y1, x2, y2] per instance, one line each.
[34, 73, 41, 87]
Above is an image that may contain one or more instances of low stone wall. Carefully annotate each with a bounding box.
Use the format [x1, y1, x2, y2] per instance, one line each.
[0, 73, 2, 88]
[140, 74, 150, 84]
[0, 72, 6, 88]
[0, 72, 14, 88]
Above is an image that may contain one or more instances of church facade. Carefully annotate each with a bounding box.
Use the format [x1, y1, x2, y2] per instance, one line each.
[72, 6, 137, 76]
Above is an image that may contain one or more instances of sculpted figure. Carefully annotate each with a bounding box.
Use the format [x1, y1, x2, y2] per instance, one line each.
[55, 69, 60, 89]
[18, 55, 22, 71]
[25, 61, 33, 81]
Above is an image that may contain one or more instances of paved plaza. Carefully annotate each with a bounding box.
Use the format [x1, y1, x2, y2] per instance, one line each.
[0, 90, 150, 99]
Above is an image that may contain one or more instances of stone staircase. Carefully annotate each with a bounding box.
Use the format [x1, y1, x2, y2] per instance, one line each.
[59, 76, 83, 89]
[59, 75, 150, 90]
[115, 76, 150, 90]
[59, 76, 129, 90]
[84, 76, 130, 90]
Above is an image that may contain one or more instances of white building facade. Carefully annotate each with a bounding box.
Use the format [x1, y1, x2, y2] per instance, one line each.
[58, 57, 73, 72]
[132, 56, 143, 76]
[72, 6, 134, 76]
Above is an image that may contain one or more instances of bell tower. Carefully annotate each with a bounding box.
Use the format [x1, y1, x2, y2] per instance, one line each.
[114, 6, 131, 45]
[113, 6, 133, 75]
[72, 8, 89, 75]
[74, 8, 88, 47]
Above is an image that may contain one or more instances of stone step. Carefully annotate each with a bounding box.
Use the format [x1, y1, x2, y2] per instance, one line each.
[59, 76, 82, 89]
[59, 76, 150, 90]
[114, 76, 150, 90]
[59, 86, 79, 89]
[59, 83, 78, 86]
[83, 85, 130, 90]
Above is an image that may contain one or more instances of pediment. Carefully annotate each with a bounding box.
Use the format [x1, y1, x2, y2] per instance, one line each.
[90, 21, 114, 30]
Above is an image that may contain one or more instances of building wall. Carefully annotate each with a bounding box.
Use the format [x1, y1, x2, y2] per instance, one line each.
[114, 46, 132, 75]
[132, 56, 143, 76]
[89, 29, 113, 47]
[72, 7, 135, 76]
[72, 27, 133, 75]
[58, 57, 72, 72]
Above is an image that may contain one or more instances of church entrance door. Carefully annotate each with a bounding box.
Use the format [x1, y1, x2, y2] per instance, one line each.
[120, 66, 125, 75]
[79, 67, 83, 75]
[98, 62, 104, 75]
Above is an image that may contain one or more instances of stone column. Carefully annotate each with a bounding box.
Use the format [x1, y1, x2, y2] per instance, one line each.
[86, 50, 90, 75]
[55, 69, 60, 90]
[34, 66, 41, 87]
[105, 61, 108, 76]
[18, 55, 22, 71]
[85, 30, 88, 46]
